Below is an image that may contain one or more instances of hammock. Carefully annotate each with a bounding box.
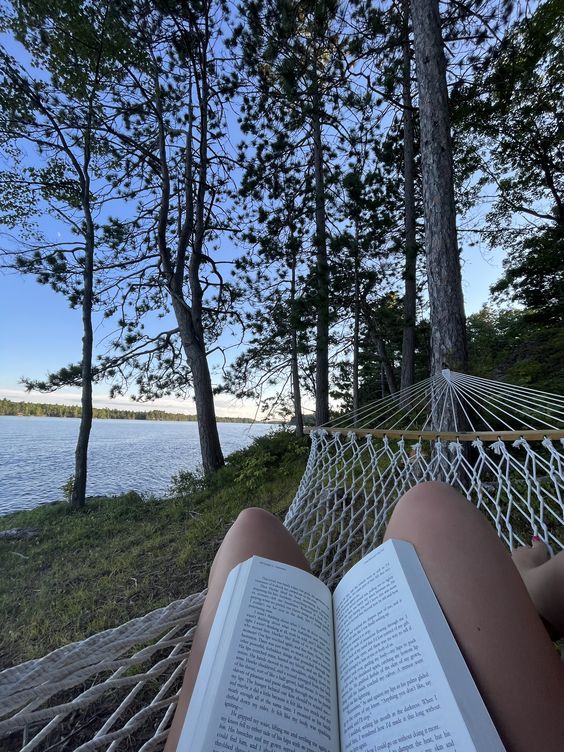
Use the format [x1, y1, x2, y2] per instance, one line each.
[1, 370, 563, 751]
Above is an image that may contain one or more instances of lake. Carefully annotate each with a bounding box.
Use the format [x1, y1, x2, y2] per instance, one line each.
[0, 416, 279, 515]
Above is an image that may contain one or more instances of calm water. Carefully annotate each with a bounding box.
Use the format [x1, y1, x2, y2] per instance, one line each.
[0, 416, 278, 515]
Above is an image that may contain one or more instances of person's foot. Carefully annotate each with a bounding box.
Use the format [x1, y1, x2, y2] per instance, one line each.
[512, 536, 550, 572]
[512, 538, 564, 641]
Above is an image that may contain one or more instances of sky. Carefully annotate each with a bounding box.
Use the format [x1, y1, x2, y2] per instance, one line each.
[0, 240, 503, 417]
[0, 270, 264, 418]
[0, 15, 506, 419]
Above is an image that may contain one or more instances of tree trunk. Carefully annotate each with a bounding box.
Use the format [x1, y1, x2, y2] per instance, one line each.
[411, 0, 467, 429]
[71, 207, 94, 508]
[69, 24, 108, 509]
[173, 299, 224, 472]
[375, 335, 398, 395]
[400, 0, 417, 393]
[352, 222, 360, 425]
[311, 73, 330, 426]
[291, 332, 304, 437]
[189, 31, 224, 471]
[153, 26, 224, 473]
[290, 254, 304, 437]
[189, 344, 225, 474]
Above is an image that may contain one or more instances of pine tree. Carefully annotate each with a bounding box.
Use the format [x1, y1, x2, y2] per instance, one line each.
[410, 0, 467, 429]
[94, 0, 238, 471]
[0, 1, 130, 506]
[234, 0, 349, 425]
[453, 0, 563, 325]
[227, 167, 313, 430]
[399, 0, 418, 391]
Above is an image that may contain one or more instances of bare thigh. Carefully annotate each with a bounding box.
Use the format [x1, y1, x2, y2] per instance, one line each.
[164, 507, 310, 751]
[385, 481, 564, 752]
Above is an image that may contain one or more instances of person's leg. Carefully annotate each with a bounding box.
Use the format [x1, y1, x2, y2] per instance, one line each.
[164, 507, 310, 751]
[384, 481, 564, 752]
[512, 538, 564, 639]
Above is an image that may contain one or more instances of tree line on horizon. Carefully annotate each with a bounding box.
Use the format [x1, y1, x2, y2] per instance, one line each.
[0, 398, 259, 423]
[0, 0, 561, 506]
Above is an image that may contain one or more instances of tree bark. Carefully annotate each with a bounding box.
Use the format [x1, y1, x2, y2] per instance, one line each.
[374, 335, 398, 394]
[411, 0, 467, 429]
[400, 0, 417, 394]
[290, 252, 304, 437]
[187, 321, 224, 472]
[169, 297, 224, 473]
[352, 222, 360, 425]
[193, 362, 224, 472]
[291, 336, 304, 437]
[71, 209, 94, 509]
[311, 70, 330, 426]
[186, 40, 224, 471]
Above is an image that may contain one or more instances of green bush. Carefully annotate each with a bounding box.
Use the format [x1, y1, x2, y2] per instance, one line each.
[227, 429, 309, 473]
[61, 475, 75, 504]
[233, 446, 274, 491]
[168, 467, 209, 499]
[169, 430, 310, 499]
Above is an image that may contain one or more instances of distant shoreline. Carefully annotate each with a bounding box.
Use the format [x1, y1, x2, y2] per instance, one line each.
[0, 398, 270, 424]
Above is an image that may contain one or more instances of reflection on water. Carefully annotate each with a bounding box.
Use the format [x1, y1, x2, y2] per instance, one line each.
[0, 416, 278, 515]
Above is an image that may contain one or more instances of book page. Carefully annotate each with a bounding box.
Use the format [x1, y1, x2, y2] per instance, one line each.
[178, 556, 339, 752]
[333, 540, 504, 752]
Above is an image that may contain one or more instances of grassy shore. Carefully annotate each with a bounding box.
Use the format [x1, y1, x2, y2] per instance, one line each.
[0, 430, 309, 670]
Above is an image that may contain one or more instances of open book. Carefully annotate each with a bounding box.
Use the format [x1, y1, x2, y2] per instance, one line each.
[178, 540, 505, 751]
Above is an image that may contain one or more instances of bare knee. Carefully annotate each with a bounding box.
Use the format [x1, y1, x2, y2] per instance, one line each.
[234, 507, 280, 529]
[227, 507, 285, 542]
[386, 481, 472, 541]
[209, 508, 280, 583]
[394, 480, 461, 515]
[209, 506, 308, 584]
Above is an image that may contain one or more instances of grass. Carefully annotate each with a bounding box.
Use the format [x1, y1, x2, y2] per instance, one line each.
[0, 429, 310, 669]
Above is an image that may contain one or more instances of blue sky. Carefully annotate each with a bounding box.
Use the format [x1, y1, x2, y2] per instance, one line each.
[0, 241, 503, 417]
[0, 269, 262, 417]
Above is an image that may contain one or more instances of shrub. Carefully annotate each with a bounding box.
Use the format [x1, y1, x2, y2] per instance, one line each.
[168, 467, 209, 500]
[61, 475, 75, 504]
[227, 429, 310, 485]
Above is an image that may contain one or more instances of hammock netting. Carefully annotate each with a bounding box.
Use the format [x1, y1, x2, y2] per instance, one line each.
[1, 370, 563, 750]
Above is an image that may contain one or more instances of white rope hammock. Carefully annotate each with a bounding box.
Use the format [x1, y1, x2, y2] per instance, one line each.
[1, 370, 563, 750]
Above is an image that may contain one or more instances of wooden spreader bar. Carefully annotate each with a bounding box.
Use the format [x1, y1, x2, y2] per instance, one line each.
[306, 427, 564, 443]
